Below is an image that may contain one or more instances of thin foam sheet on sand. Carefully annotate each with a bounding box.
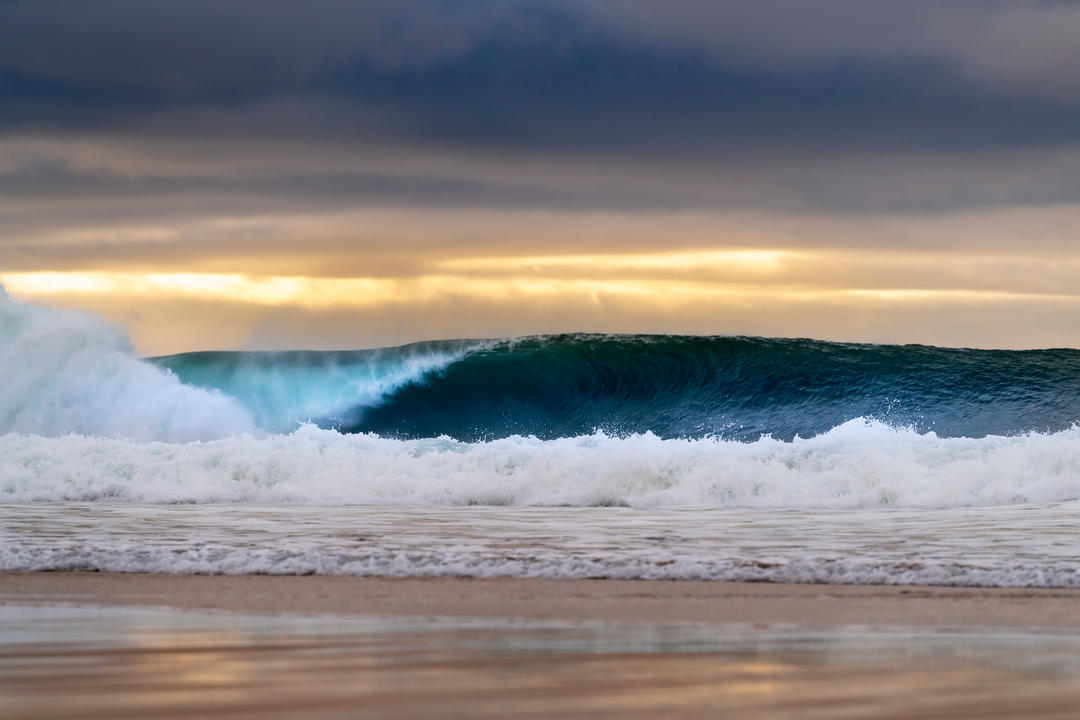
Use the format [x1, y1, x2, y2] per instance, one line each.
[4, 573, 1080, 719]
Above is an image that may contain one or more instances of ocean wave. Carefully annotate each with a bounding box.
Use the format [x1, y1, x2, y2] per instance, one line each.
[5, 283, 1080, 444]
[0, 288, 253, 441]
[158, 333, 1080, 441]
[4, 420, 1079, 509]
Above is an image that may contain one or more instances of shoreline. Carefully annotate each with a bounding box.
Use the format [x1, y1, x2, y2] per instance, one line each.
[7, 572, 1080, 717]
[5, 571, 1080, 629]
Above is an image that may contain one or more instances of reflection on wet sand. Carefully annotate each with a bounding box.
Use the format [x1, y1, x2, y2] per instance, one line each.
[3, 606, 1080, 719]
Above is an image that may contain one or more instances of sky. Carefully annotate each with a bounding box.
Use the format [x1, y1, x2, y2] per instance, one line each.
[2, 0, 1080, 354]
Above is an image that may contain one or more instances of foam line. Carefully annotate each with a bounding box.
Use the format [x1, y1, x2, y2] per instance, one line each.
[4, 420, 1079, 508]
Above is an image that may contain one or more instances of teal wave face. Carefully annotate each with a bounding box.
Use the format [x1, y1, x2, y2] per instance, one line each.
[152, 334, 1080, 441]
[150, 340, 478, 432]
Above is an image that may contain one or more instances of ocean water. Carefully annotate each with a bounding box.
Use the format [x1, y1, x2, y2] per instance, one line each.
[4, 503, 1079, 586]
[3, 286, 1080, 586]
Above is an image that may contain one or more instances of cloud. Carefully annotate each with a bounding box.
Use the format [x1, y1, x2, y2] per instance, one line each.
[566, 1, 1080, 103]
[4, 1, 1080, 351]
[3, 2, 1080, 130]
[0, 1, 521, 95]
[4, 1, 1080, 100]
[3, 1, 1080, 197]
[12, 270, 1080, 355]
[4, 133, 1080, 227]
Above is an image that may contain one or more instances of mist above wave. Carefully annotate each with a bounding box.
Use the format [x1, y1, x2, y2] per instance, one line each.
[151, 343, 478, 433]
[0, 286, 253, 441]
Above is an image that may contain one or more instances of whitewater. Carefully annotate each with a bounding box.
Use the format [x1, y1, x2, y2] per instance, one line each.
[3, 286, 1080, 586]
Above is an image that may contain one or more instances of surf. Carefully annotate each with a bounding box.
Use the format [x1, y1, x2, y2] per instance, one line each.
[3, 284, 1080, 513]
[4, 420, 1080, 509]
[154, 334, 1080, 441]
[0, 286, 252, 441]
[5, 284, 1080, 446]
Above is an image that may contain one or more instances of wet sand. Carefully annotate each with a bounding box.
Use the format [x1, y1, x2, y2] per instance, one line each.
[4, 572, 1080, 628]
[3, 573, 1080, 718]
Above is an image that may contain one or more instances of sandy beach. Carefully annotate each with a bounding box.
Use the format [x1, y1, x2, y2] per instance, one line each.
[6, 1, 1080, 718]
[4, 573, 1080, 718]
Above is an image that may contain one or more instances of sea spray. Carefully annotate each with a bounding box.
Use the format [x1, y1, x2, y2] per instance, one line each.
[152, 343, 479, 432]
[0, 286, 253, 441]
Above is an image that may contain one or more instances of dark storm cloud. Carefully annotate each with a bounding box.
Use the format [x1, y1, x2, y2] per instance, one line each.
[3, 0, 1080, 215]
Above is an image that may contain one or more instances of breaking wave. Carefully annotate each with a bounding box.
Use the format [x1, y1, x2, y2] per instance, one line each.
[155, 334, 1080, 441]
[0, 287, 252, 441]
[4, 420, 1080, 509]
[3, 285, 1080, 511]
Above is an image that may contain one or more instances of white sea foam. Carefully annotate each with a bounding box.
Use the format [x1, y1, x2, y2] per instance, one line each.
[7, 288, 1080, 588]
[0, 288, 253, 441]
[4, 503, 1080, 587]
[3, 419, 1079, 508]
